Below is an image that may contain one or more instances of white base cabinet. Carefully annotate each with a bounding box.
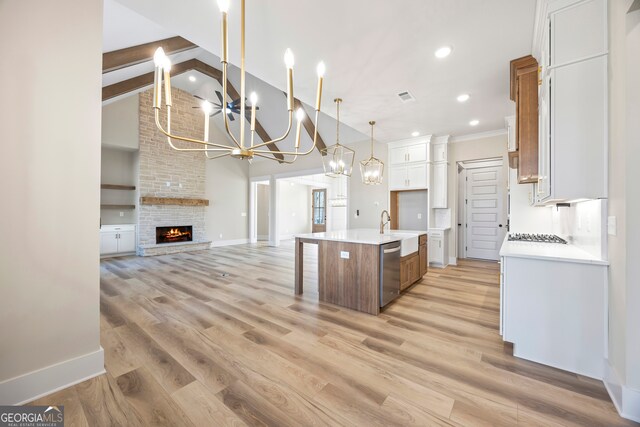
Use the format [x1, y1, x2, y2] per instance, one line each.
[428, 229, 449, 268]
[101, 224, 136, 256]
[501, 255, 606, 379]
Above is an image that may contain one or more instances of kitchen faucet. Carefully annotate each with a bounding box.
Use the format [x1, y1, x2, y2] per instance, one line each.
[380, 210, 391, 234]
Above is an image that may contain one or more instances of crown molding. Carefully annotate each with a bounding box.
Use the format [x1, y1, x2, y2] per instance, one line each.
[450, 128, 507, 143]
[532, 0, 550, 60]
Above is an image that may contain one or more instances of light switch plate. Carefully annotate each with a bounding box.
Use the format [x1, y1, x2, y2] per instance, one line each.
[340, 251, 350, 259]
[417, 213, 422, 219]
[241, 212, 247, 217]
[608, 216, 617, 236]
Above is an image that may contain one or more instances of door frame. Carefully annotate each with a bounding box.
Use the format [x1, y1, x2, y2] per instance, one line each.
[457, 157, 505, 260]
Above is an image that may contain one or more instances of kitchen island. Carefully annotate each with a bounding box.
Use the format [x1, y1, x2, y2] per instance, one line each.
[294, 229, 428, 315]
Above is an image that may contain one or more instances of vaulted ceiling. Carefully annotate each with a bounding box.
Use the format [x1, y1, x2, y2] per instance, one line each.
[104, 0, 536, 143]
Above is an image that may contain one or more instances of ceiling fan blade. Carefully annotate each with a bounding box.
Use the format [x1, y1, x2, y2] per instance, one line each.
[193, 94, 205, 100]
[228, 112, 235, 122]
[215, 91, 224, 104]
[211, 110, 222, 117]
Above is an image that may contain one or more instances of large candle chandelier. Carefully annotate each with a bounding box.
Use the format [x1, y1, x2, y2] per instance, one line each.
[360, 121, 384, 185]
[321, 98, 355, 177]
[150, 0, 326, 162]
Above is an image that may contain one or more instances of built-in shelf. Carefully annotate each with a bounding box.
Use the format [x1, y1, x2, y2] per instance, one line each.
[101, 184, 136, 191]
[101, 204, 135, 210]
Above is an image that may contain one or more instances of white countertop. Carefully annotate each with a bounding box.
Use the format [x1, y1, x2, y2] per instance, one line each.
[295, 229, 428, 245]
[499, 237, 608, 265]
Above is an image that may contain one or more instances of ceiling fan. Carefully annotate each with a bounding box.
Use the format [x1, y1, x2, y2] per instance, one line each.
[192, 90, 258, 122]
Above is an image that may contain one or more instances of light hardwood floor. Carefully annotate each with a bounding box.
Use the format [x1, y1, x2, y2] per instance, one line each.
[31, 242, 636, 426]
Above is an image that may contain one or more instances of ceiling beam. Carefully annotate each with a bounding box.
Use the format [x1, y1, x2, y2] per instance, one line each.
[293, 97, 327, 155]
[102, 59, 198, 101]
[102, 36, 196, 73]
[102, 58, 284, 161]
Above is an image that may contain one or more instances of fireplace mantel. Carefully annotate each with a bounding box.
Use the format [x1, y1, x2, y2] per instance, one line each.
[140, 197, 209, 207]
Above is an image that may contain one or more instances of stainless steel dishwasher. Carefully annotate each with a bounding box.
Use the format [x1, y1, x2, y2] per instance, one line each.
[380, 241, 401, 307]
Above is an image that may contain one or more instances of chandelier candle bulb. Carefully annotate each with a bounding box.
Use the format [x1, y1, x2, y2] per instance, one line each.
[163, 58, 172, 106]
[202, 101, 212, 142]
[220, 11, 228, 63]
[315, 62, 325, 111]
[152, 47, 165, 109]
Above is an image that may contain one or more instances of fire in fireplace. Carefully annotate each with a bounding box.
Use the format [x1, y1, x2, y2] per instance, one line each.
[156, 226, 193, 244]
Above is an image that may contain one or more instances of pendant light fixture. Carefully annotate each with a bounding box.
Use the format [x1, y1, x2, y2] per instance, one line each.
[360, 121, 384, 185]
[322, 98, 355, 178]
[150, 0, 326, 163]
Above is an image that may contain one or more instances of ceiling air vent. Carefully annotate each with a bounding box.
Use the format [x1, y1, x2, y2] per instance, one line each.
[397, 91, 416, 103]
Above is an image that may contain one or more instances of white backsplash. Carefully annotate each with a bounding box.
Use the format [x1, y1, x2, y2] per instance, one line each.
[551, 199, 607, 260]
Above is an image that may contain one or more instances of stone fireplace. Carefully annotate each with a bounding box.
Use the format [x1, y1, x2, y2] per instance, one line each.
[136, 88, 211, 256]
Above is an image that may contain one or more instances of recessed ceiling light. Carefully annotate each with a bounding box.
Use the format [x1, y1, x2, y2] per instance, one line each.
[469, 119, 479, 126]
[189, 75, 196, 82]
[435, 46, 452, 59]
[457, 93, 470, 103]
[411, 131, 420, 137]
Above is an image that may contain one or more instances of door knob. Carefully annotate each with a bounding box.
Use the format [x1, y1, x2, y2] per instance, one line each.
[499, 224, 503, 228]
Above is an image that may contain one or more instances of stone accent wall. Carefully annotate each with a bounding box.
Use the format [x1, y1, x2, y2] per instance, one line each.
[137, 87, 210, 255]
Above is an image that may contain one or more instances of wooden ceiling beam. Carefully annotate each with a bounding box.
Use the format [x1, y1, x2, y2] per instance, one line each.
[103, 36, 196, 73]
[102, 59, 198, 101]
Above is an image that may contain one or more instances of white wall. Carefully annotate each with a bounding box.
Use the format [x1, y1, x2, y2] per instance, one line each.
[102, 95, 138, 150]
[607, 0, 640, 404]
[0, 0, 104, 404]
[278, 181, 312, 238]
[205, 120, 250, 243]
[448, 134, 509, 259]
[256, 183, 270, 239]
[348, 139, 389, 229]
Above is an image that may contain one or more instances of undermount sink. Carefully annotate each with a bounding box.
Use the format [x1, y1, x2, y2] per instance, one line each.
[391, 233, 419, 257]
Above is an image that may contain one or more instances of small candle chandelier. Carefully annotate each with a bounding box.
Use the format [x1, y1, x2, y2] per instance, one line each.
[322, 98, 355, 178]
[150, 0, 326, 163]
[360, 121, 384, 185]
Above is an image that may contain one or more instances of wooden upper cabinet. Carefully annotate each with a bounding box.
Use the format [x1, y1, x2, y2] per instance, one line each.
[510, 55, 539, 184]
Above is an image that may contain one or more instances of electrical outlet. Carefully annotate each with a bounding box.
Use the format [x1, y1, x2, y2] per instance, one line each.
[374, 201, 379, 206]
[241, 212, 247, 217]
[219, 233, 223, 239]
[340, 251, 350, 259]
[166, 181, 171, 187]
[417, 213, 422, 219]
[119, 212, 124, 217]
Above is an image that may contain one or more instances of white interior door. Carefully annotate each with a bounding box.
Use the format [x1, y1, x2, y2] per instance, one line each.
[465, 166, 505, 260]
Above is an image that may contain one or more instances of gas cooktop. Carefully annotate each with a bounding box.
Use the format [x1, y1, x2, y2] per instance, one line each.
[507, 233, 568, 244]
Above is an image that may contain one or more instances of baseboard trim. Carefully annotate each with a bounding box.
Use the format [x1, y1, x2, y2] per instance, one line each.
[449, 257, 458, 266]
[0, 347, 105, 405]
[210, 238, 250, 248]
[604, 359, 640, 423]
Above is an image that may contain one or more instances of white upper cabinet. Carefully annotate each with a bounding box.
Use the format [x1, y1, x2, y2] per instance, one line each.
[431, 162, 448, 208]
[390, 164, 428, 190]
[390, 142, 428, 165]
[535, 0, 608, 203]
[550, 0, 607, 66]
[388, 136, 431, 190]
